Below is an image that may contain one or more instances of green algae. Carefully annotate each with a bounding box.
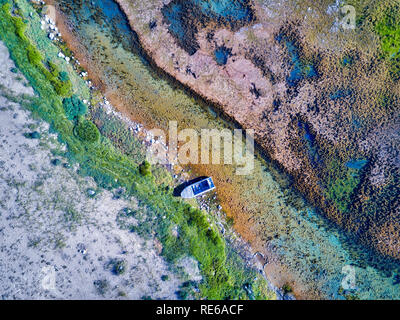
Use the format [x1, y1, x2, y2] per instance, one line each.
[325, 160, 362, 213]
[373, 3, 400, 79]
[348, 0, 400, 80]
[74, 119, 100, 143]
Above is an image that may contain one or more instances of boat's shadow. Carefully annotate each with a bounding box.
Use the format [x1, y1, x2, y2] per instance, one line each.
[173, 176, 209, 197]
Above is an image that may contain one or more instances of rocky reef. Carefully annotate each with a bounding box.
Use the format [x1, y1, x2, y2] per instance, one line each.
[116, 0, 400, 260]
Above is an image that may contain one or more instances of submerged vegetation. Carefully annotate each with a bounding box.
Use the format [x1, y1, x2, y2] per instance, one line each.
[357, 0, 400, 80]
[161, 0, 255, 55]
[260, 0, 400, 263]
[139, 160, 152, 177]
[325, 160, 362, 214]
[0, 0, 273, 300]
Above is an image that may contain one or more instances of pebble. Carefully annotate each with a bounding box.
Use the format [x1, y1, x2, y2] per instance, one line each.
[87, 189, 96, 197]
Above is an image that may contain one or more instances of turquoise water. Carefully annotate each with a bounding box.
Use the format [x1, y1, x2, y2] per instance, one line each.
[214, 46, 232, 65]
[342, 56, 354, 66]
[276, 35, 318, 87]
[95, 0, 132, 34]
[330, 88, 352, 100]
[346, 159, 368, 170]
[297, 120, 321, 165]
[194, 0, 254, 22]
[162, 2, 186, 41]
[162, 0, 254, 55]
[286, 40, 317, 86]
[56, 0, 400, 299]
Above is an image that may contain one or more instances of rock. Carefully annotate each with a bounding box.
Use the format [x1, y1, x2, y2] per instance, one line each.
[26, 131, 41, 139]
[154, 238, 163, 255]
[86, 188, 96, 197]
[51, 159, 62, 166]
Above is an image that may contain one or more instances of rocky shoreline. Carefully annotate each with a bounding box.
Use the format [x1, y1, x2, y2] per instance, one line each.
[114, 0, 400, 261]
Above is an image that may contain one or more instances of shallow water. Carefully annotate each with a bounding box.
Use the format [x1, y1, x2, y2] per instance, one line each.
[346, 159, 368, 170]
[55, 0, 400, 299]
[280, 37, 318, 87]
[161, 0, 254, 55]
[193, 0, 254, 22]
[214, 46, 232, 65]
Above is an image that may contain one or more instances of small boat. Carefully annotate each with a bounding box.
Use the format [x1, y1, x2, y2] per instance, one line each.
[181, 177, 216, 199]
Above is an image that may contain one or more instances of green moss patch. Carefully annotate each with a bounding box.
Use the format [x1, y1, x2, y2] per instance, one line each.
[325, 160, 362, 213]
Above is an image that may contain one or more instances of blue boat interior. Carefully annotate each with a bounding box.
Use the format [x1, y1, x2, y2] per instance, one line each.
[192, 178, 214, 195]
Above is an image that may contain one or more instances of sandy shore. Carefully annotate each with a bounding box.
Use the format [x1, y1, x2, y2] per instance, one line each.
[0, 41, 200, 299]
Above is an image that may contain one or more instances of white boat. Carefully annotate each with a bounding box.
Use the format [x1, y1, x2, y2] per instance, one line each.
[181, 177, 216, 199]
